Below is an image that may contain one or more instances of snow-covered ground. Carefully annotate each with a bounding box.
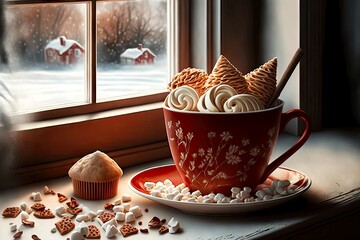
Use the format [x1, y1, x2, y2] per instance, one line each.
[0, 63, 168, 114]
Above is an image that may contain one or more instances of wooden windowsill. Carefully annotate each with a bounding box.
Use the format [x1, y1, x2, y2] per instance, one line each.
[1, 102, 171, 189]
[0, 128, 359, 239]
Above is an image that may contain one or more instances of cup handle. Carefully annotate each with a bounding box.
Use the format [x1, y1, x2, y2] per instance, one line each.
[259, 109, 311, 183]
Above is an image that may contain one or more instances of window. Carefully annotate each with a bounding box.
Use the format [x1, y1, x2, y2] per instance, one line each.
[2, 0, 170, 119]
[1, 0, 182, 185]
[74, 48, 81, 57]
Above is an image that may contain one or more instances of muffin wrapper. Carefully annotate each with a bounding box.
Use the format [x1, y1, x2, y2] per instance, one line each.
[71, 179, 119, 200]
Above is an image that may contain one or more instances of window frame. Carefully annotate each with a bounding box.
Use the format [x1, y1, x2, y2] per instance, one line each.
[5, 0, 173, 122]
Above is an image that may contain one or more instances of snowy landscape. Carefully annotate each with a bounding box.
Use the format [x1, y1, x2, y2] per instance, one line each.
[1, 61, 167, 114]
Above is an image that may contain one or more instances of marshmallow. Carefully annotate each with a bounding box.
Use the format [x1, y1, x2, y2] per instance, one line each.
[145, 178, 296, 204]
[75, 221, 89, 236]
[88, 211, 97, 221]
[275, 186, 285, 194]
[9, 223, 17, 232]
[195, 196, 203, 203]
[70, 231, 84, 240]
[243, 187, 252, 193]
[214, 193, 225, 202]
[263, 187, 274, 195]
[105, 224, 118, 238]
[102, 219, 117, 230]
[164, 179, 173, 186]
[278, 180, 291, 188]
[271, 179, 280, 189]
[55, 206, 66, 217]
[240, 190, 250, 198]
[125, 212, 135, 223]
[165, 185, 175, 194]
[78, 204, 90, 214]
[123, 203, 131, 212]
[168, 217, 180, 234]
[178, 183, 186, 190]
[114, 199, 122, 205]
[231, 187, 241, 193]
[20, 202, 31, 213]
[263, 195, 273, 200]
[96, 217, 104, 226]
[165, 193, 177, 200]
[76, 214, 90, 222]
[30, 192, 42, 201]
[43, 186, 50, 194]
[129, 206, 142, 218]
[255, 190, 266, 199]
[121, 194, 132, 202]
[115, 212, 125, 222]
[230, 199, 241, 204]
[150, 190, 161, 197]
[180, 187, 190, 195]
[144, 182, 155, 190]
[113, 205, 124, 213]
[173, 193, 183, 201]
[155, 181, 164, 187]
[192, 190, 202, 198]
[20, 211, 29, 220]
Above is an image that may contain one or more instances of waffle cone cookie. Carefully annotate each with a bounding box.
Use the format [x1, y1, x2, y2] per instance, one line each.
[168, 67, 208, 96]
[68, 151, 123, 200]
[245, 57, 277, 106]
[206, 55, 247, 94]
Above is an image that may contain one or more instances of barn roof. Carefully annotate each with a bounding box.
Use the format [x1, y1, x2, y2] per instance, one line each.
[45, 36, 84, 55]
[120, 46, 156, 59]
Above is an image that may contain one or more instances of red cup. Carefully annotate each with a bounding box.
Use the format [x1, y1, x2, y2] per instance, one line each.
[163, 100, 311, 195]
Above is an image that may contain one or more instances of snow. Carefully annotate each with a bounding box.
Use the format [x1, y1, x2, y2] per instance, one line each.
[2, 63, 167, 114]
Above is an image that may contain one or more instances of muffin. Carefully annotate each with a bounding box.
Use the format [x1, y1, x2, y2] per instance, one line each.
[68, 151, 123, 200]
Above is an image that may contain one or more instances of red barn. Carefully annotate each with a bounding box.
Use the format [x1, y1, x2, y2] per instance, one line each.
[120, 44, 156, 65]
[44, 36, 84, 65]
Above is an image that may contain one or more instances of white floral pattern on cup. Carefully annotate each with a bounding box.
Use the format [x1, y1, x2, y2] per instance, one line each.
[167, 120, 276, 192]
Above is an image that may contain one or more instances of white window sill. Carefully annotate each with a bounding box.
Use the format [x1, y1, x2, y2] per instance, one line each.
[0, 129, 359, 239]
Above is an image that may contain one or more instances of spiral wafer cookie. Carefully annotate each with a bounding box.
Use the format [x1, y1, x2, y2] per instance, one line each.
[206, 55, 247, 94]
[168, 67, 208, 96]
[245, 57, 277, 106]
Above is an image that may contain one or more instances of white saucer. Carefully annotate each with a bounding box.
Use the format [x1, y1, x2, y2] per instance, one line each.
[128, 164, 311, 214]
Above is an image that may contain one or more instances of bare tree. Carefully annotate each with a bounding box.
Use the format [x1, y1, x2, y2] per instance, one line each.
[97, 0, 167, 64]
[5, 4, 84, 66]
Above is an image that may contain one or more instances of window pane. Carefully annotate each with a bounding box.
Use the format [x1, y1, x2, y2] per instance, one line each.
[2, 3, 86, 113]
[97, 0, 168, 101]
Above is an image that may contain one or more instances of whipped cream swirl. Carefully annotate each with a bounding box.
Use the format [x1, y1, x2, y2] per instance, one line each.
[165, 85, 199, 111]
[197, 84, 237, 112]
[223, 94, 264, 112]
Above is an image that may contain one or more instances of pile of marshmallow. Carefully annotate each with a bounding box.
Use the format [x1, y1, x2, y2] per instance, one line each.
[165, 55, 278, 112]
[145, 178, 296, 204]
[10, 190, 180, 239]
